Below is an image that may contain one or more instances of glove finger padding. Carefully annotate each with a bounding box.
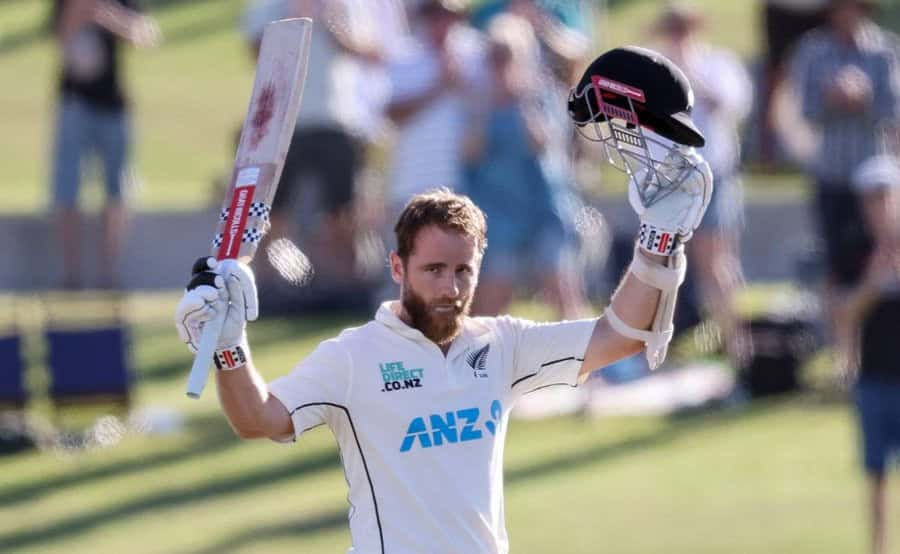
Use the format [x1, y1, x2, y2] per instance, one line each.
[219, 259, 259, 322]
[175, 287, 222, 353]
[174, 257, 258, 355]
[629, 147, 713, 245]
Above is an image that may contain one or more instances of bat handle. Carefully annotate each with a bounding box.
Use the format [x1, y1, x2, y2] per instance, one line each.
[185, 305, 228, 399]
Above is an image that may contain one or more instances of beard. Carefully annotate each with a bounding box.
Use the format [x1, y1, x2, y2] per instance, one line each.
[401, 281, 472, 347]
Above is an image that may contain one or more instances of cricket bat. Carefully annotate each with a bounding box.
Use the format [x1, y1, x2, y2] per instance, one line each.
[186, 18, 313, 399]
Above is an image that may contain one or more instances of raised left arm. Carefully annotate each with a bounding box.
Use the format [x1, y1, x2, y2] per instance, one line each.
[578, 148, 712, 379]
[580, 250, 677, 378]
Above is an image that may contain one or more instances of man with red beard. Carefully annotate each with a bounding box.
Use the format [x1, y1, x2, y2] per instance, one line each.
[175, 47, 712, 553]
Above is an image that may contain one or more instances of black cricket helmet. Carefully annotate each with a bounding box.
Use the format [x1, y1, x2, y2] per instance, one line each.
[568, 45, 704, 147]
[568, 46, 709, 209]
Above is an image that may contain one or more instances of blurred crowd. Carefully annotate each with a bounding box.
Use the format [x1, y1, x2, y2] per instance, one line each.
[39, 3, 900, 388]
[229, 0, 900, 394]
[234, 0, 598, 321]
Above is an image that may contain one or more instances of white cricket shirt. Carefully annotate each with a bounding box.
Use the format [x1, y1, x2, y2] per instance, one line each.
[268, 301, 597, 554]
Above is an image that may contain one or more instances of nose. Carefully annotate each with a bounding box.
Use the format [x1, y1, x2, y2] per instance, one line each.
[439, 272, 461, 298]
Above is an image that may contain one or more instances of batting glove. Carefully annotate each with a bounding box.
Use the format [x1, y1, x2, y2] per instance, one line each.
[630, 147, 713, 256]
[174, 257, 259, 356]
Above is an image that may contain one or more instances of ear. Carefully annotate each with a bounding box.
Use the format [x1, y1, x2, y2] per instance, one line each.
[389, 251, 404, 285]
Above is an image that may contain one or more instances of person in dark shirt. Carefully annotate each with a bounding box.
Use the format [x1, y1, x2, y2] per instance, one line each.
[789, 0, 900, 301]
[50, 0, 159, 288]
[839, 154, 900, 554]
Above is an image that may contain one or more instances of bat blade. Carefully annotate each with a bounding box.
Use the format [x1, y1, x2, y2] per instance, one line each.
[186, 17, 313, 399]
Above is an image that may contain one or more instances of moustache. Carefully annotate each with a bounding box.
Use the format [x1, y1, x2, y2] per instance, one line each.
[429, 299, 464, 313]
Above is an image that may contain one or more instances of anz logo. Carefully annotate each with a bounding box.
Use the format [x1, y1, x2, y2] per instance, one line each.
[400, 400, 503, 453]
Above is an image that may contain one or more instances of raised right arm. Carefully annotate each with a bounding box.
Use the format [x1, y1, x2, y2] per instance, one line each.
[215, 359, 294, 440]
[175, 257, 292, 440]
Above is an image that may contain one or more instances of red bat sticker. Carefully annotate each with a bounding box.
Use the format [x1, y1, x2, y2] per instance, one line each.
[218, 184, 256, 259]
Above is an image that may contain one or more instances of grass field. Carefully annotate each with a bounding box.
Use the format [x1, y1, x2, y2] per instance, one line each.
[0, 291, 894, 554]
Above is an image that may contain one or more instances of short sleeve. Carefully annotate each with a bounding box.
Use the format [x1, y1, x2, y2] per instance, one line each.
[506, 317, 598, 398]
[268, 338, 352, 441]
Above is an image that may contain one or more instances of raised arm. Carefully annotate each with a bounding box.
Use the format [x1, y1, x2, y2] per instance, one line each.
[579, 146, 712, 379]
[215, 357, 293, 440]
[580, 250, 671, 375]
[58, 0, 160, 48]
[175, 258, 292, 440]
[92, 0, 161, 48]
[566, 47, 715, 379]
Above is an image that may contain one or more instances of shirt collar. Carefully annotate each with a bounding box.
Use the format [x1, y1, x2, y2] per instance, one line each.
[375, 300, 494, 359]
[375, 300, 428, 342]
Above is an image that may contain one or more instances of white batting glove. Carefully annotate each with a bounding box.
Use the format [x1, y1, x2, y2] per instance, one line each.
[630, 147, 713, 256]
[174, 257, 259, 355]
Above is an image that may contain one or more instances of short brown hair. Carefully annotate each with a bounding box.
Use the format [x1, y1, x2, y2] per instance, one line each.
[394, 188, 487, 261]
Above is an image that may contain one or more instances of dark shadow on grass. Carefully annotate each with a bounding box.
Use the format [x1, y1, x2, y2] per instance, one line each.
[0, 23, 47, 55]
[187, 511, 349, 554]
[0, 445, 341, 551]
[503, 400, 783, 485]
[0, 399, 783, 551]
[169, 404, 785, 552]
[0, 414, 236, 508]
[186, 420, 698, 552]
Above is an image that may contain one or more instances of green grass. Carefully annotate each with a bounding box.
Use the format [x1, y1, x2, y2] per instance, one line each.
[601, 0, 761, 59]
[0, 291, 892, 553]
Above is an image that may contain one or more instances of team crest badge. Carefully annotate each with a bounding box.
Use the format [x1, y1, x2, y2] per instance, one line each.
[466, 344, 490, 378]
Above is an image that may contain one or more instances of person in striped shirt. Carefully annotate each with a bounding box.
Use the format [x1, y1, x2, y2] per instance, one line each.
[789, 0, 900, 289]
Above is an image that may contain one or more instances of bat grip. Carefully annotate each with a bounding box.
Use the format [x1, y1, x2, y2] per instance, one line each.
[185, 304, 228, 399]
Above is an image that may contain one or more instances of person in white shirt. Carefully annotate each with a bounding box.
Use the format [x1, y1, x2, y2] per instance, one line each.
[242, 0, 390, 292]
[175, 47, 713, 553]
[384, 0, 488, 218]
[649, 2, 755, 365]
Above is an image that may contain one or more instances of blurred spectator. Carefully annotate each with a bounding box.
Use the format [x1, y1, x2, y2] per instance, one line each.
[471, 0, 596, 41]
[756, 0, 827, 166]
[384, 0, 488, 219]
[472, 0, 593, 84]
[839, 154, 900, 554]
[335, 0, 408, 140]
[498, 0, 591, 207]
[50, 0, 159, 289]
[241, 0, 389, 293]
[650, 2, 755, 364]
[788, 0, 900, 347]
[463, 13, 588, 319]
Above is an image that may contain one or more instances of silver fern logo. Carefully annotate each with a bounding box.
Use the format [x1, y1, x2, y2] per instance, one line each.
[466, 344, 490, 378]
